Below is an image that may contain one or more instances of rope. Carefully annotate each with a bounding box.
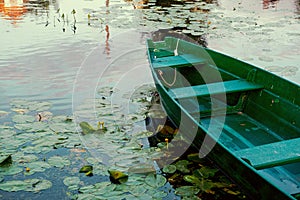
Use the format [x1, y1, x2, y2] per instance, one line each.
[158, 69, 177, 87]
[157, 38, 180, 87]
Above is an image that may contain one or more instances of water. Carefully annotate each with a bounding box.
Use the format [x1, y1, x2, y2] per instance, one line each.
[0, 0, 299, 199]
[0, 0, 299, 113]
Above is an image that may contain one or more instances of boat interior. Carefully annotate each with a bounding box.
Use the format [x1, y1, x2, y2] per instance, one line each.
[147, 37, 300, 198]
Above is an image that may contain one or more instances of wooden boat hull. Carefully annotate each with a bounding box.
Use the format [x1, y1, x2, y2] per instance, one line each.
[146, 37, 300, 200]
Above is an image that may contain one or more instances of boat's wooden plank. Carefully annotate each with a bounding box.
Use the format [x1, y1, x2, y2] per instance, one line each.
[235, 138, 300, 169]
[169, 80, 263, 99]
[153, 49, 174, 58]
[152, 54, 206, 69]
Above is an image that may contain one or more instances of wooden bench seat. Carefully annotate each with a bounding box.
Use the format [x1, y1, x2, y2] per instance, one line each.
[152, 54, 206, 69]
[234, 138, 300, 169]
[169, 79, 263, 99]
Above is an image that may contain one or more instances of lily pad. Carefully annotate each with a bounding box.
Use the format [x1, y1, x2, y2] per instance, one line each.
[183, 175, 202, 185]
[108, 170, 128, 184]
[79, 165, 93, 173]
[48, 156, 70, 168]
[162, 164, 176, 174]
[145, 173, 166, 188]
[0, 165, 23, 176]
[175, 160, 190, 173]
[194, 166, 218, 179]
[12, 114, 35, 123]
[79, 122, 96, 134]
[0, 179, 52, 192]
[175, 185, 200, 197]
[63, 176, 80, 190]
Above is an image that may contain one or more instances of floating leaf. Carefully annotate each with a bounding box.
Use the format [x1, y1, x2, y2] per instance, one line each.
[33, 179, 52, 192]
[0, 179, 51, 192]
[108, 170, 128, 184]
[197, 179, 216, 193]
[79, 122, 96, 134]
[175, 186, 200, 197]
[0, 165, 23, 176]
[79, 165, 93, 173]
[63, 176, 80, 187]
[48, 156, 70, 168]
[145, 173, 166, 188]
[194, 167, 218, 179]
[12, 115, 35, 123]
[175, 160, 190, 173]
[162, 164, 176, 174]
[183, 175, 202, 185]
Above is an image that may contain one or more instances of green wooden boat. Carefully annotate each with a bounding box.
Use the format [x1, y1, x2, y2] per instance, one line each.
[146, 37, 300, 200]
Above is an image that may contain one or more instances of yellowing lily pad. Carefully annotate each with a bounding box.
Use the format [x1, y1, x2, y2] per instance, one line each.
[79, 165, 93, 173]
[108, 170, 128, 184]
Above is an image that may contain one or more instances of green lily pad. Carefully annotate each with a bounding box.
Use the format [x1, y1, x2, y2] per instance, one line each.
[23, 161, 51, 175]
[162, 164, 176, 174]
[194, 166, 218, 179]
[0, 179, 52, 192]
[15, 122, 49, 132]
[183, 175, 202, 185]
[13, 153, 38, 163]
[0, 165, 23, 176]
[48, 156, 70, 168]
[33, 179, 52, 192]
[145, 173, 166, 188]
[63, 176, 80, 190]
[175, 160, 190, 173]
[12, 115, 35, 124]
[175, 185, 200, 197]
[197, 179, 216, 192]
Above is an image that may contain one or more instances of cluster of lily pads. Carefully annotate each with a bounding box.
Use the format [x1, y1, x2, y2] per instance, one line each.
[162, 153, 248, 199]
[0, 84, 181, 199]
